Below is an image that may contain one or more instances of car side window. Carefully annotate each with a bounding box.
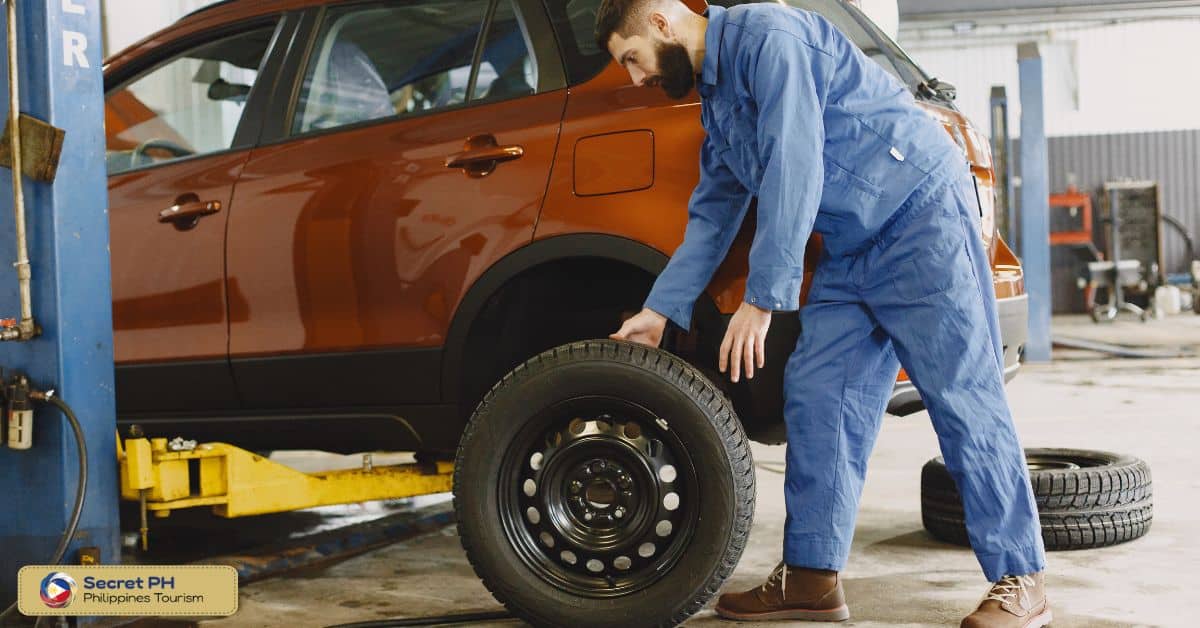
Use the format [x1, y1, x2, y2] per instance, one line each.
[543, 0, 610, 87]
[474, 0, 538, 102]
[105, 26, 276, 175]
[293, 0, 539, 135]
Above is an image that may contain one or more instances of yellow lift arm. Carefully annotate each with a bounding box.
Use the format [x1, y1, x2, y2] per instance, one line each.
[117, 436, 453, 549]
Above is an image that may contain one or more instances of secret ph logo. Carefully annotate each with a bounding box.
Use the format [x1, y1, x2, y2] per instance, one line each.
[40, 572, 77, 609]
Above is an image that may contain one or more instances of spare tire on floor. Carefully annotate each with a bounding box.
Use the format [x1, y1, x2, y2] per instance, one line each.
[921, 448, 1152, 551]
[454, 340, 755, 628]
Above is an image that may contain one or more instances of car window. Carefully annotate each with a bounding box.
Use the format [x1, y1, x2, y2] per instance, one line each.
[543, 0, 610, 87]
[474, 0, 539, 102]
[104, 26, 276, 175]
[294, 0, 541, 135]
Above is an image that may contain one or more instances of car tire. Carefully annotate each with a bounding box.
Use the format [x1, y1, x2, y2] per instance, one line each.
[921, 448, 1152, 551]
[454, 339, 754, 628]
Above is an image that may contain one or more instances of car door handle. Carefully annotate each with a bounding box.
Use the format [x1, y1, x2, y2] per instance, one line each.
[445, 134, 524, 178]
[159, 199, 221, 228]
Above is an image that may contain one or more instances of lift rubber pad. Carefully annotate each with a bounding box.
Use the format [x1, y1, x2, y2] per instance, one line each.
[192, 502, 453, 584]
[0, 114, 65, 183]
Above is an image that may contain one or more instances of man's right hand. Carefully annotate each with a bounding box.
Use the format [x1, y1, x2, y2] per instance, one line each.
[610, 308, 668, 347]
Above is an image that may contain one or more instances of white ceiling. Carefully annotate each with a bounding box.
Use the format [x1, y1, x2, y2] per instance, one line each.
[899, 0, 1200, 18]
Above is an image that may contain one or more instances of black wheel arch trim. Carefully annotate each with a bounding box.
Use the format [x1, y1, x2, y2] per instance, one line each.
[440, 233, 724, 403]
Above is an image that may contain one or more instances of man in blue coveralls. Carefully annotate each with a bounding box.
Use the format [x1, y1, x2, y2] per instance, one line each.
[599, 1, 1051, 626]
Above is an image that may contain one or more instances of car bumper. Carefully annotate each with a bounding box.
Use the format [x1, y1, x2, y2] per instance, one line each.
[886, 293, 1028, 416]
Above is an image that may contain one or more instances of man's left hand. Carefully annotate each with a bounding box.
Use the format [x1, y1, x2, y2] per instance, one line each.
[719, 301, 772, 383]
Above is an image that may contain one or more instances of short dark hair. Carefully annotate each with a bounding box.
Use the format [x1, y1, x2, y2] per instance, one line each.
[594, 0, 662, 52]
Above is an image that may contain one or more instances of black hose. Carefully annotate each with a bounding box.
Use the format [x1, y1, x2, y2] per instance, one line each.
[326, 610, 515, 628]
[0, 393, 89, 625]
[1161, 214, 1197, 275]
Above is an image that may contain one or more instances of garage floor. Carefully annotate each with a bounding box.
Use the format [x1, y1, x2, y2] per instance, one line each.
[191, 315, 1199, 627]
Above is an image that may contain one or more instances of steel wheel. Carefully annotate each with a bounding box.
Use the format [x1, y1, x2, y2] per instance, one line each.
[455, 340, 754, 627]
[499, 396, 699, 597]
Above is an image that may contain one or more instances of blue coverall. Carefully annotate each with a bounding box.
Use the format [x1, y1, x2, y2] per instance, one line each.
[642, 4, 1046, 582]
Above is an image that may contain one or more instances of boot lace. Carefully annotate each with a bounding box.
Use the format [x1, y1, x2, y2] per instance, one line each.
[763, 563, 788, 598]
[985, 574, 1035, 605]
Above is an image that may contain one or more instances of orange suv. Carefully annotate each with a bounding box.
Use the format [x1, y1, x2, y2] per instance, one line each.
[104, 0, 1027, 623]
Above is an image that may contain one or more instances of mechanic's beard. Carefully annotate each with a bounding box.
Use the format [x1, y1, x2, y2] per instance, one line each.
[657, 41, 696, 100]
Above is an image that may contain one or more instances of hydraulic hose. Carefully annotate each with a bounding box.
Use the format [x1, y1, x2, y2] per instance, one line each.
[0, 392, 89, 624]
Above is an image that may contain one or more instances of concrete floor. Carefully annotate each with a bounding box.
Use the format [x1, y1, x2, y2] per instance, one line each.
[197, 315, 1200, 628]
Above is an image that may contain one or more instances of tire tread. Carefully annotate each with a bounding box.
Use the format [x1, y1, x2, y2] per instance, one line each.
[920, 448, 1153, 552]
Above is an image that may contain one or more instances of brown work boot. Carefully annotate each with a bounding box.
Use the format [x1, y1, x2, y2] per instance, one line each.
[715, 562, 850, 622]
[961, 572, 1053, 628]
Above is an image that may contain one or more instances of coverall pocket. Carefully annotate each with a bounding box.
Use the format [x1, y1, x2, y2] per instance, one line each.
[891, 221, 974, 302]
[822, 157, 883, 214]
[718, 102, 761, 183]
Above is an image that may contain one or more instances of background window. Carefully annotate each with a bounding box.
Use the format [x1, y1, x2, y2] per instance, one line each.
[105, 26, 275, 175]
[293, 0, 491, 134]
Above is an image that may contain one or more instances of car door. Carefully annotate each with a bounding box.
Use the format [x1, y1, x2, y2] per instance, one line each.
[225, 0, 567, 408]
[106, 18, 291, 413]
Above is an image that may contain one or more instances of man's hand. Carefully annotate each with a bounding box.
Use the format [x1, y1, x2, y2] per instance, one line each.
[720, 301, 772, 383]
[610, 308, 668, 347]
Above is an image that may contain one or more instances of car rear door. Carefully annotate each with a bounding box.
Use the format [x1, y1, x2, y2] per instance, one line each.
[106, 16, 297, 414]
[224, 0, 567, 409]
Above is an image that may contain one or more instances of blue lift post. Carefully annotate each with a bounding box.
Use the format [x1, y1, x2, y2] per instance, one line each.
[1017, 42, 1052, 363]
[0, 0, 118, 610]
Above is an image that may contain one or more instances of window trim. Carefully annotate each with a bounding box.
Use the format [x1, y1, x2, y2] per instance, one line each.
[104, 14, 295, 176]
[466, 0, 502, 102]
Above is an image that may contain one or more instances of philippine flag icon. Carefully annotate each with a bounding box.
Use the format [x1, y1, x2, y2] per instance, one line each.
[39, 572, 76, 609]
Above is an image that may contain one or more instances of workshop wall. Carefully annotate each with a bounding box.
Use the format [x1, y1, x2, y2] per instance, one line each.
[1011, 129, 1200, 286]
[102, 0, 216, 57]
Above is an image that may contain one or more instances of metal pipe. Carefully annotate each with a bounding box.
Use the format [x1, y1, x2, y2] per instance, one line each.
[3, 0, 35, 341]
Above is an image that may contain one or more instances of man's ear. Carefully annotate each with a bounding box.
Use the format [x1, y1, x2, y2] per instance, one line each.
[648, 11, 673, 40]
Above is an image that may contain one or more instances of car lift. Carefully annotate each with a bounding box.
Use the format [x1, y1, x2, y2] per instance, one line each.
[117, 435, 453, 549]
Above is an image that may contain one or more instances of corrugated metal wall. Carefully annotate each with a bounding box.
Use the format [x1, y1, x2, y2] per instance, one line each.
[1018, 129, 1200, 278]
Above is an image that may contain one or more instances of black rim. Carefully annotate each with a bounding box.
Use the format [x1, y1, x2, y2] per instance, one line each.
[1026, 452, 1114, 471]
[498, 395, 700, 598]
